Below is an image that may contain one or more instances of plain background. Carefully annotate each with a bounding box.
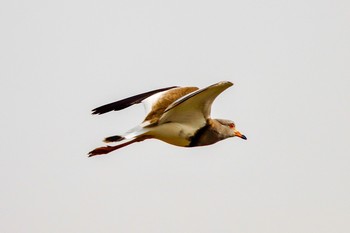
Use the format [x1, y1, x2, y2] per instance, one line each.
[1, 0, 349, 232]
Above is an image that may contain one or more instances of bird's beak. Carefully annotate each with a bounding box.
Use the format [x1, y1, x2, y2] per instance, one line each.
[234, 130, 247, 140]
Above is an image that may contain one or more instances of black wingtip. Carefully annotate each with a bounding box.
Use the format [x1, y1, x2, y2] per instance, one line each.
[91, 109, 100, 115]
[91, 105, 116, 115]
[90, 86, 178, 115]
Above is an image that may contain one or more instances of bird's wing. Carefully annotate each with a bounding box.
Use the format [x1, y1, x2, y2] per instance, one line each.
[91, 86, 178, 115]
[142, 86, 199, 124]
[159, 81, 233, 129]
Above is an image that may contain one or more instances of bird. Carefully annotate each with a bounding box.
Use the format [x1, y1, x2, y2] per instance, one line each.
[88, 81, 246, 157]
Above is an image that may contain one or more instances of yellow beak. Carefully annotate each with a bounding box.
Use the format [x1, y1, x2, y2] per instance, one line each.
[234, 130, 247, 140]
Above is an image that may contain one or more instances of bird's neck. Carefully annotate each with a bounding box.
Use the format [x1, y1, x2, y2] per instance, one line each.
[188, 119, 223, 147]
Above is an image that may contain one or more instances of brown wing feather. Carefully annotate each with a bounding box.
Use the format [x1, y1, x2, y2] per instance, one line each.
[143, 87, 198, 123]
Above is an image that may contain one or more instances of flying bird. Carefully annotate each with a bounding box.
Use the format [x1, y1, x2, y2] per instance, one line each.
[88, 81, 246, 157]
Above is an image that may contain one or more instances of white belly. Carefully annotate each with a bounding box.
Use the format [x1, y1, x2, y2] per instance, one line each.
[147, 123, 197, 147]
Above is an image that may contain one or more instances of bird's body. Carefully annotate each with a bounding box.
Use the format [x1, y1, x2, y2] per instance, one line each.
[89, 81, 246, 156]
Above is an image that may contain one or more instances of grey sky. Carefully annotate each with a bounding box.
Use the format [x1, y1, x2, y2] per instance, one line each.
[1, 0, 349, 232]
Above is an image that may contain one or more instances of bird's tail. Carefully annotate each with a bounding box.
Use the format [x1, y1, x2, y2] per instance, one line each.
[88, 124, 151, 157]
[103, 135, 125, 143]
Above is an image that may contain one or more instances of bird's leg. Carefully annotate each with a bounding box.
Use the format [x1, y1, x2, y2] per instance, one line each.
[88, 135, 152, 157]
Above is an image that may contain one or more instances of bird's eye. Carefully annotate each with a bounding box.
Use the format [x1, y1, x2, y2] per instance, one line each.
[229, 123, 235, 128]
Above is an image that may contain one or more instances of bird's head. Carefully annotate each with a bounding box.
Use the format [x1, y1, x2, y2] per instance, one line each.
[216, 119, 247, 140]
